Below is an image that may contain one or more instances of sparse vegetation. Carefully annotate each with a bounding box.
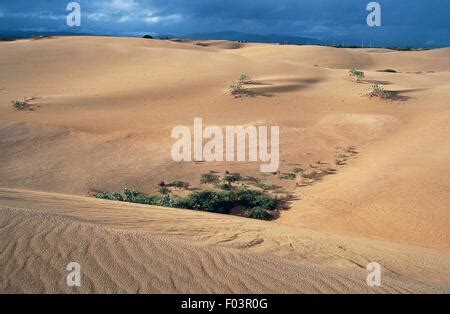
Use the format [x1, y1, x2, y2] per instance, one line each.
[200, 173, 220, 184]
[223, 172, 242, 183]
[280, 173, 296, 180]
[366, 84, 391, 99]
[229, 73, 253, 97]
[239, 74, 252, 84]
[169, 180, 190, 189]
[11, 98, 33, 111]
[349, 69, 365, 82]
[256, 182, 279, 191]
[293, 167, 303, 174]
[229, 81, 248, 97]
[301, 170, 323, 180]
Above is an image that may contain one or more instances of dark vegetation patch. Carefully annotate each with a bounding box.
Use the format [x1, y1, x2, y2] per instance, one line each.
[96, 187, 285, 221]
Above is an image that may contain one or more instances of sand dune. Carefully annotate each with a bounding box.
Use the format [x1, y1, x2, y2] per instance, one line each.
[0, 37, 449, 293]
[1, 189, 448, 293]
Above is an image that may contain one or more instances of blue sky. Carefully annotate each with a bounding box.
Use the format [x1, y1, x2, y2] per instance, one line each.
[0, 0, 449, 47]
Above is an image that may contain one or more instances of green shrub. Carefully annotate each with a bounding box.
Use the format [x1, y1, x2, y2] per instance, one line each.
[200, 173, 220, 184]
[227, 189, 280, 210]
[242, 207, 273, 221]
[123, 188, 158, 205]
[280, 173, 296, 180]
[293, 167, 303, 174]
[349, 69, 365, 82]
[170, 180, 190, 189]
[97, 187, 284, 218]
[95, 192, 123, 201]
[185, 190, 230, 213]
[223, 172, 242, 183]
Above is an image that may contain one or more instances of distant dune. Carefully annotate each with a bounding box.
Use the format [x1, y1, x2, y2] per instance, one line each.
[0, 37, 449, 293]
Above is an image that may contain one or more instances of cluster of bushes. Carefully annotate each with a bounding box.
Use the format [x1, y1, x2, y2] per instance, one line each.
[229, 73, 252, 97]
[367, 84, 391, 99]
[96, 187, 284, 221]
[348, 69, 396, 100]
[201, 172, 243, 189]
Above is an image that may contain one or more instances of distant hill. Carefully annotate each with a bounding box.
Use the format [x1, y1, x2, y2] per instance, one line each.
[158, 31, 323, 45]
[0, 30, 92, 40]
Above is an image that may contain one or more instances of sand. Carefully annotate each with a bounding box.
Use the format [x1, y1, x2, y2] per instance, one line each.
[0, 37, 449, 293]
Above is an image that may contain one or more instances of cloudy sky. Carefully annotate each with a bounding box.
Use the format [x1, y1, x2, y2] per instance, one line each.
[0, 0, 449, 47]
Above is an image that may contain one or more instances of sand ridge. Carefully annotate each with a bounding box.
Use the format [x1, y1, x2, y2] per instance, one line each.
[1, 189, 448, 293]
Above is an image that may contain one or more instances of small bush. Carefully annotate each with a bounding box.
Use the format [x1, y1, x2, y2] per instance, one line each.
[367, 84, 391, 99]
[242, 207, 273, 221]
[11, 99, 30, 111]
[293, 167, 303, 174]
[239, 74, 252, 84]
[280, 173, 296, 180]
[349, 69, 365, 82]
[200, 173, 220, 184]
[223, 172, 242, 183]
[170, 180, 190, 189]
[229, 81, 247, 97]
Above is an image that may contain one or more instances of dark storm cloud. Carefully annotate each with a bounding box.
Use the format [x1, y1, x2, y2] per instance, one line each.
[0, 0, 449, 46]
